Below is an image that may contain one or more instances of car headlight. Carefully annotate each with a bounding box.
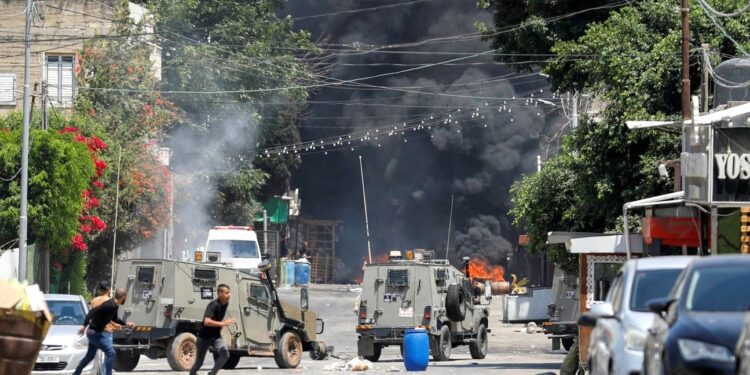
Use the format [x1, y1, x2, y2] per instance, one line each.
[625, 328, 647, 351]
[678, 339, 734, 362]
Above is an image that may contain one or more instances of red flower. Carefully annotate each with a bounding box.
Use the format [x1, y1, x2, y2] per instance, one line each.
[87, 136, 107, 152]
[142, 103, 154, 117]
[93, 180, 105, 190]
[90, 216, 107, 231]
[53, 262, 63, 271]
[74, 134, 86, 143]
[71, 234, 87, 251]
[60, 127, 79, 134]
[94, 159, 108, 176]
[155, 98, 163, 106]
[81, 224, 92, 233]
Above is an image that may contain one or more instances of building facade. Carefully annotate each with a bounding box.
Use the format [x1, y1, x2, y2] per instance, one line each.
[0, 0, 159, 115]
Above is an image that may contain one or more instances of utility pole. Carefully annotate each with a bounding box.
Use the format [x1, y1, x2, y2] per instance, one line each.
[358, 156, 372, 264]
[571, 92, 579, 130]
[700, 44, 710, 112]
[41, 81, 48, 130]
[445, 194, 454, 259]
[18, 0, 33, 282]
[681, 0, 691, 120]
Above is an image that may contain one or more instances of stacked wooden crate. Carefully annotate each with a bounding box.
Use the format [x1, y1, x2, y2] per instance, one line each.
[742, 207, 750, 254]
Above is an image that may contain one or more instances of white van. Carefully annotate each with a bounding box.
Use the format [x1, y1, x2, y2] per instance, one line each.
[203, 226, 262, 271]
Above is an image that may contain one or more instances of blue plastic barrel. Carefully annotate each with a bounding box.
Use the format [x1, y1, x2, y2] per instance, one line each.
[284, 259, 296, 287]
[294, 260, 310, 286]
[403, 328, 429, 371]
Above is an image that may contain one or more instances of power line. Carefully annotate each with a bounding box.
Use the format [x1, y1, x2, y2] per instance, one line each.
[291, 0, 436, 21]
[696, 0, 750, 17]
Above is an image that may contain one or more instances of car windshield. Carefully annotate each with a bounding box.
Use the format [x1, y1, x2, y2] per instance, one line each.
[47, 300, 86, 325]
[685, 266, 750, 312]
[207, 240, 259, 259]
[630, 269, 683, 311]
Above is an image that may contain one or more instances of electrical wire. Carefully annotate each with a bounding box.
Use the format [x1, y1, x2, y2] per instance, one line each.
[696, 0, 750, 17]
[291, 0, 436, 21]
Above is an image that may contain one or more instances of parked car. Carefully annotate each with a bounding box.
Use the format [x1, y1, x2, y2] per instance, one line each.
[33, 294, 102, 375]
[582, 256, 694, 375]
[643, 255, 750, 375]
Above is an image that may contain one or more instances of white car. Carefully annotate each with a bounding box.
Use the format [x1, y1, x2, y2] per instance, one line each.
[204, 225, 263, 271]
[33, 294, 102, 375]
[585, 256, 694, 375]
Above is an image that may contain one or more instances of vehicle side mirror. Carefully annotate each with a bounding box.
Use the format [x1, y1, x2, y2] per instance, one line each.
[578, 302, 616, 327]
[578, 312, 598, 327]
[300, 287, 309, 312]
[647, 297, 676, 317]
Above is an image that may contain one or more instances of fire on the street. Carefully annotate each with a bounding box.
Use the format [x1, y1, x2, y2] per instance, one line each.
[468, 256, 505, 282]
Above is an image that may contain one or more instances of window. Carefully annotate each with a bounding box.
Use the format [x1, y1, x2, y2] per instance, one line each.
[685, 266, 750, 312]
[0, 73, 16, 105]
[46, 300, 86, 325]
[249, 284, 269, 303]
[207, 240, 260, 259]
[387, 269, 409, 287]
[137, 266, 155, 284]
[46, 55, 75, 107]
[629, 269, 682, 312]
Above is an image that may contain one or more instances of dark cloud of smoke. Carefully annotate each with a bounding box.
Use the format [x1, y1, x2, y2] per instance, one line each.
[286, 0, 563, 282]
[454, 215, 513, 264]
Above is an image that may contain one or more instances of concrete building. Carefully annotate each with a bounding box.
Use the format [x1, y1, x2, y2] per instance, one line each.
[0, 0, 160, 115]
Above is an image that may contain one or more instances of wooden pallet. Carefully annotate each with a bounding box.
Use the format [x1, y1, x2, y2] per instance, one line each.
[742, 208, 750, 253]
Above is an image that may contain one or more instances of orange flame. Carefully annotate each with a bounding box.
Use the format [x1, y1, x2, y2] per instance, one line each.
[468, 257, 505, 282]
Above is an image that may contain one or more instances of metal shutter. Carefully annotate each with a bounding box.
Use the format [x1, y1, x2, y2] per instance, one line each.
[0, 73, 16, 104]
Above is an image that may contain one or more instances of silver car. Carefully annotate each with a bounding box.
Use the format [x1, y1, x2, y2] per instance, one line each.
[585, 256, 694, 375]
[32, 294, 102, 375]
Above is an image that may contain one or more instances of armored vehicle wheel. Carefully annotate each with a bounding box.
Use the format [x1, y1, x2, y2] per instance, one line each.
[167, 332, 197, 371]
[432, 325, 452, 361]
[223, 353, 241, 369]
[562, 337, 575, 352]
[274, 331, 303, 368]
[469, 323, 488, 359]
[363, 344, 381, 362]
[446, 284, 466, 321]
[112, 349, 140, 371]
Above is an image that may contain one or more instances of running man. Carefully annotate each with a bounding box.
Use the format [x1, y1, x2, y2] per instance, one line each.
[74, 288, 134, 375]
[189, 283, 236, 375]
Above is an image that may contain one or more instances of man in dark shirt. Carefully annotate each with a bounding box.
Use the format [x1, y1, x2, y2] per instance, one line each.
[190, 283, 236, 375]
[74, 287, 134, 375]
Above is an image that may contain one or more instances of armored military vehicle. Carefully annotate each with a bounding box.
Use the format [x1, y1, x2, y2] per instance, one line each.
[356, 250, 505, 362]
[543, 264, 579, 352]
[111, 258, 326, 371]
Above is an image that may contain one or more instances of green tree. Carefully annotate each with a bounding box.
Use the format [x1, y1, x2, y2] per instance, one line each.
[148, 0, 316, 216]
[496, 0, 750, 269]
[0, 113, 105, 292]
[74, 12, 176, 288]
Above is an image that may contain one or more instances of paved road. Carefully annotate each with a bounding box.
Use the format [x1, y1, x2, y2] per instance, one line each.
[123, 288, 563, 375]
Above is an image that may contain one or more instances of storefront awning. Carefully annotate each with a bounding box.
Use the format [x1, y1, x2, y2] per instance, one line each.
[566, 234, 644, 254]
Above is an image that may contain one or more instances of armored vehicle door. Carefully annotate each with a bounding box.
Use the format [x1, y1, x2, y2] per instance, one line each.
[238, 279, 275, 352]
[376, 266, 422, 327]
[123, 261, 163, 327]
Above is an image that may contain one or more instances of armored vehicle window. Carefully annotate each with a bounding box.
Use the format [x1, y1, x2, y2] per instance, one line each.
[435, 268, 447, 288]
[137, 266, 155, 284]
[194, 268, 217, 280]
[387, 269, 408, 287]
[249, 284, 269, 302]
[435, 269, 447, 280]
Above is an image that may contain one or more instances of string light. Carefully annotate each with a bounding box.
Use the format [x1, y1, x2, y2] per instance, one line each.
[258, 94, 559, 157]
